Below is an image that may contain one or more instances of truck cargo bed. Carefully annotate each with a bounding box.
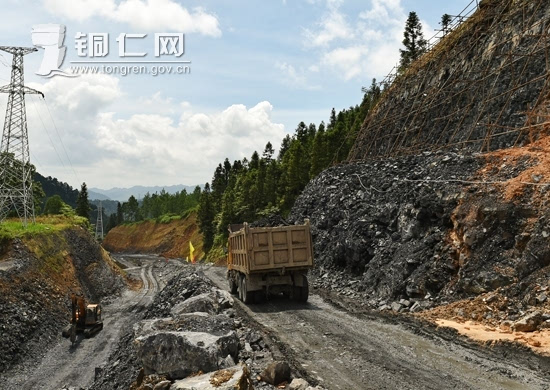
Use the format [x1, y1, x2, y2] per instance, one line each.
[228, 220, 314, 274]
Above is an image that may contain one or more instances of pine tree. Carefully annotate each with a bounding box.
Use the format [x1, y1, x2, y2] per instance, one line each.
[249, 151, 260, 170]
[295, 122, 308, 143]
[116, 202, 123, 224]
[262, 142, 274, 162]
[328, 108, 337, 130]
[278, 135, 292, 161]
[310, 128, 326, 178]
[126, 195, 140, 221]
[264, 160, 279, 208]
[441, 13, 452, 34]
[76, 182, 91, 220]
[399, 11, 427, 70]
[198, 183, 216, 250]
[223, 158, 232, 182]
[211, 164, 227, 212]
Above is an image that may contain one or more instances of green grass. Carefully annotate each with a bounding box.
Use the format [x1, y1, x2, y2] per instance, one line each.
[157, 214, 182, 224]
[205, 244, 225, 264]
[0, 215, 89, 240]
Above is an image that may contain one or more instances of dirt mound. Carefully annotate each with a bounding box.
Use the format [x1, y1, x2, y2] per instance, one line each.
[103, 213, 203, 260]
[0, 225, 125, 374]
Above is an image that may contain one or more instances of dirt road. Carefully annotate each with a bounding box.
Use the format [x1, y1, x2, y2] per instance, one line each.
[204, 265, 550, 390]
[0, 255, 180, 390]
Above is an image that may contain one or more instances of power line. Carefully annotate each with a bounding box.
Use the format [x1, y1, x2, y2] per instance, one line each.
[0, 53, 9, 67]
[40, 97, 80, 183]
[28, 94, 68, 172]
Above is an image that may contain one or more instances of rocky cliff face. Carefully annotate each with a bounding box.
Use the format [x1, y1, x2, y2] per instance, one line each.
[350, 0, 550, 160]
[290, 135, 550, 314]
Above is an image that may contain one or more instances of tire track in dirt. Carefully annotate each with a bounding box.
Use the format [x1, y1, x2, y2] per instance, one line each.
[204, 265, 550, 390]
[0, 255, 167, 390]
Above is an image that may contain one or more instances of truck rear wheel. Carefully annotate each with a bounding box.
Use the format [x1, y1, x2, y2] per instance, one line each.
[240, 275, 253, 304]
[299, 276, 309, 303]
[291, 275, 309, 302]
[238, 275, 244, 301]
[228, 273, 238, 295]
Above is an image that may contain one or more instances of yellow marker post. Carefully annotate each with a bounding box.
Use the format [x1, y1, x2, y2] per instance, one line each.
[189, 241, 195, 263]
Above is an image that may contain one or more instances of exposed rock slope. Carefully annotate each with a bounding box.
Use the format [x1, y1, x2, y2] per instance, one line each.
[351, 0, 550, 160]
[0, 224, 125, 373]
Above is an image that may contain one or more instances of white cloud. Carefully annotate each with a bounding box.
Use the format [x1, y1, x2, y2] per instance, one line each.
[303, 3, 354, 47]
[23, 74, 284, 187]
[43, 0, 222, 37]
[24, 74, 122, 176]
[308, 64, 320, 73]
[275, 62, 320, 90]
[322, 45, 368, 81]
[29, 74, 121, 117]
[16, 72, 286, 188]
[95, 101, 286, 186]
[302, 0, 411, 81]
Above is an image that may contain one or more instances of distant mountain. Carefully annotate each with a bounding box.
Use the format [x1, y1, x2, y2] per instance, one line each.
[88, 191, 111, 201]
[90, 199, 118, 217]
[89, 184, 199, 202]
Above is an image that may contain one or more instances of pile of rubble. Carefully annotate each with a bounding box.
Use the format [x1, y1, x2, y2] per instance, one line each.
[92, 266, 322, 390]
[290, 150, 481, 302]
[290, 138, 550, 328]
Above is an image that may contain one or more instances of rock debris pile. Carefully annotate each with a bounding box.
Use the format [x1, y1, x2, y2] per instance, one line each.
[290, 140, 550, 328]
[92, 266, 321, 390]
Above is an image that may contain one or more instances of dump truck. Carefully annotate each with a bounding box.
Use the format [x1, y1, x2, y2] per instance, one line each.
[61, 294, 103, 343]
[227, 219, 314, 303]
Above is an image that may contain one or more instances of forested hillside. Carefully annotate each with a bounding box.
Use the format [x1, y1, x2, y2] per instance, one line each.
[196, 81, 381, 252]
[34, 173, 78, 207]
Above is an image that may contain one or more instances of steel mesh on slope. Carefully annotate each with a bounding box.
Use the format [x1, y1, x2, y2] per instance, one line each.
[349, 0, 550, 161]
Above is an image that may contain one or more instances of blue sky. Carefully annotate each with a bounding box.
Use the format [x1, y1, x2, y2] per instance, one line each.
[0, 0, 474, 189]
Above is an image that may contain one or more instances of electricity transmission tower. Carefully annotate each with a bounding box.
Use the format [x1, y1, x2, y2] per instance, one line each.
[95, 201, 104, 240]
[0, 47, 43, 226]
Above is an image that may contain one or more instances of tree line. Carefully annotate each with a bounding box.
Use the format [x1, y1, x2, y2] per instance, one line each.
[103, 186, 202, 233]
[197, 82, 382, 252]
[41, 179, 202, 236]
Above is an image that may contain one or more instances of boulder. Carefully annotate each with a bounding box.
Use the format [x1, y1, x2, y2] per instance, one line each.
[289, 378, 310, 390]
[154, 381, 172, 390]
[391, 302, 403, 312]
[135, 331, 239, 380]
[409, 302, 422, 313]
[259, 361, 291, 386]
[171, 289, 233, 316]
[512, 311, 543, 332]
[170, 365, 253, 390]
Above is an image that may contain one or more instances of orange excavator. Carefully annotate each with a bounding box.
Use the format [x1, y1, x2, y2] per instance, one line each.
[61, 294, 103, 344]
